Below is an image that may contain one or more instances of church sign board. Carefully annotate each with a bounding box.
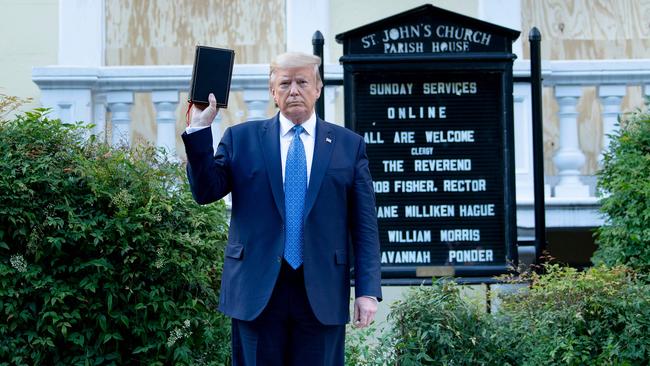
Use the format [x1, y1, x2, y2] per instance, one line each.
[336, 5, 520, 278]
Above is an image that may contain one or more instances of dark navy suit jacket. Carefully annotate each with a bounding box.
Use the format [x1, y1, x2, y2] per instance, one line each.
[182, 114, 382, 325]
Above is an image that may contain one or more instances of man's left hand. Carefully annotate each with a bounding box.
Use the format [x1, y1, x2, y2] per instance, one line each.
[353, 297, 378, 328]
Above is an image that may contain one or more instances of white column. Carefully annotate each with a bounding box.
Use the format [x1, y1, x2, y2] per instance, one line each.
[645, 85, 650, 107]
[552, 85, 589, 197]
[58, 0, 104, 66]
[152, 90, 180, 156]
[597, 85, 626, 162]
[243, 89, 269, 121]
[286, 0, 330, 59]
[58, 1, 104, 135]
[107, 91, 134, 146]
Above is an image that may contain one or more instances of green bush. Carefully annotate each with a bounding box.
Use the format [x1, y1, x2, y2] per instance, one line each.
[0, 109, 230, 365]
[389, 282, 495, 365]
[346, 281, 497, 366]
[346, 265, 650, 365]
[498, 265, 650, 365]
[593, 109, 650, 271]
[345, 323, 397, 366]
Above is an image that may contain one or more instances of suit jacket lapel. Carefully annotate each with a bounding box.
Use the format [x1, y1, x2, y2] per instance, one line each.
[259, 115, 285, 222]
[304, 118, 334, 221]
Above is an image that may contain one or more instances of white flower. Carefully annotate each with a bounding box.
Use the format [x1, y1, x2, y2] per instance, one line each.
[166, 319, 193, 347]
[154, 247, 165, 269]
[10, 255, 27, 273]
[166, 328, 182, 347]
[110, 189, 133, 210]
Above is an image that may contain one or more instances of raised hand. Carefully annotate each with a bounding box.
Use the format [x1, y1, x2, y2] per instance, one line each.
[190, 93, 219, 127]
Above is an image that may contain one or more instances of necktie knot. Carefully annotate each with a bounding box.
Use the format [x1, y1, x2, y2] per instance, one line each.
[292, 125, 304, 137]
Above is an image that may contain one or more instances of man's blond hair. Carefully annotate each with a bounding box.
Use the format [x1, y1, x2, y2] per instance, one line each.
[269, 52, 323, 88]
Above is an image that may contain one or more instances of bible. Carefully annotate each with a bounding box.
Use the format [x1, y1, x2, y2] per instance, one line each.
[188, 45, 235, 108]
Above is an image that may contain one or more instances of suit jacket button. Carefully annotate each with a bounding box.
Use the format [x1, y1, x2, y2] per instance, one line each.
[277, 256, 281, 263]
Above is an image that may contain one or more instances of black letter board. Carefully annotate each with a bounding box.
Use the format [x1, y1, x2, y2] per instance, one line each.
[336, 5, 520, 279]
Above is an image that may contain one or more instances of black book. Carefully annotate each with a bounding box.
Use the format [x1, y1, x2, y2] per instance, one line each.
[188, 45, 235, 108]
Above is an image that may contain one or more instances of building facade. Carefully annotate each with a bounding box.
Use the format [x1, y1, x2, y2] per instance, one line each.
[4, 0, 650, 268]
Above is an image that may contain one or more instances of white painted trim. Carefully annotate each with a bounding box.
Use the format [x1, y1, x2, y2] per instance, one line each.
[513, 83, 534, 200]
[545, 60, 650, 85]
[58, 0, 105, 66]
[517, 198, 603, 228]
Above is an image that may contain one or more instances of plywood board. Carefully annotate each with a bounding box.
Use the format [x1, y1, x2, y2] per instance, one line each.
[105, 0, 284, 147]
[106, 0, 285, 65]
[522, 0, 650, 59]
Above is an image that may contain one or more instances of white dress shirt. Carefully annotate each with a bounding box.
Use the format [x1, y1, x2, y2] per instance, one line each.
[279, 112, 315, 185]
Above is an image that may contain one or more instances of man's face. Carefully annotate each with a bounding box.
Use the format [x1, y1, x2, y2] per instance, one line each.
[271, 66, 322, 124]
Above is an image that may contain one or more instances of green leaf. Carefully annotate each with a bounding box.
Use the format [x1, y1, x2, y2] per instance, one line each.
[132, 345, 153, 354]
[69, 332, 85, 346]
[98, 314, 107, 332]
[107, 293, 113, 312]
[119, 315, 129, 327]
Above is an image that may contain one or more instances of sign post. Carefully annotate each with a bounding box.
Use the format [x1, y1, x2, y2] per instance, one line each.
[336, 5, 520, 279]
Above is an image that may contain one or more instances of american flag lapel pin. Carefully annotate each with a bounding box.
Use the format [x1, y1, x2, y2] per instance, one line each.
[325, 137, 332, 143]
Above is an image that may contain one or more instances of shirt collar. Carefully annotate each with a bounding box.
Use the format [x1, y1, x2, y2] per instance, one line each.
[279, 112, 316, 137]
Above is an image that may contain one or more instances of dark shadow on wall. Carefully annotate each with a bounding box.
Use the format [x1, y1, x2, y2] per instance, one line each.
[546, 228, 598, 269]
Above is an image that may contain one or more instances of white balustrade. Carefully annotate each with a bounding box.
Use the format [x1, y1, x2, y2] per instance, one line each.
[540, 60, 650, 201]
[597, 85, 626, 162]
[552, 85, 589, 198]
[152, 90, 180, 155]
[231, 64, 271, 121]
[242, 89, 270, 120]
[106, 91, 134, 146]
[31, 59, 650, 227]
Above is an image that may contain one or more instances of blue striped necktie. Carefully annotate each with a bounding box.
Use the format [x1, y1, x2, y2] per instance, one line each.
[284, 125, 307, 269]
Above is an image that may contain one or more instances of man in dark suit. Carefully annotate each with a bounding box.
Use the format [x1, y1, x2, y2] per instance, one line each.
[182, 52, 381, 365]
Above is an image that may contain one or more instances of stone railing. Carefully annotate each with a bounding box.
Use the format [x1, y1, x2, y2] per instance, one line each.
[32, 64, 344, 155]
[512, 60, 650, 229]
[543, 60, 650, 197]
[33, 60, 650, 228]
